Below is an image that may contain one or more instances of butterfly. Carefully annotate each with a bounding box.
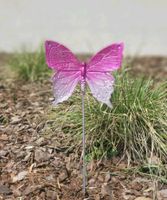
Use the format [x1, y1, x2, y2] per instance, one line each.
[45, 40, 124, 108]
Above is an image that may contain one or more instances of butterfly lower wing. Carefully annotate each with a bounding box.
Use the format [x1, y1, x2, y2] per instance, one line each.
[52, 71, 81, 105]
[45, 40, 82, 70]
[87, 43, 124, 72]
[86, 72, 114, 108]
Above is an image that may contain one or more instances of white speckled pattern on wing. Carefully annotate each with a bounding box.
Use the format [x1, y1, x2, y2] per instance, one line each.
[52, 71, 80, 105]
[86, 72, 114, 108]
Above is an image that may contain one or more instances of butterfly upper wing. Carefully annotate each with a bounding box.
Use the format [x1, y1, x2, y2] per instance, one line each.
[45, 40, 82, 105]
[45, 40, 82, 71]
[87, 43, 124, 72]
[86, 43, 124, 107]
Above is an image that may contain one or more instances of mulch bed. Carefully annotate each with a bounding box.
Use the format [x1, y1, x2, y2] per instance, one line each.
[0, 55, 167, 200]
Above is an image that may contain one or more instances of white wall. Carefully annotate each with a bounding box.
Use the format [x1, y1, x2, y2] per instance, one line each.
[0, 0, 167, 55]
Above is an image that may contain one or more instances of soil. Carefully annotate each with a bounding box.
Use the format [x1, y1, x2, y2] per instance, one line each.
[0, 54, 167, 200]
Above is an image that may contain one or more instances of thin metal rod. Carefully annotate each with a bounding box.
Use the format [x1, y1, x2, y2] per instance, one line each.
[81, 82, 86, 195]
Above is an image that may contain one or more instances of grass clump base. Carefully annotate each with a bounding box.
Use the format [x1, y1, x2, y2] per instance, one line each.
[48, 68, 167, 166]
[9, 47, 50, 81]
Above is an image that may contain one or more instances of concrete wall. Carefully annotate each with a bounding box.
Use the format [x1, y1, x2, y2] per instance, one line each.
[0, 0, 167, 55]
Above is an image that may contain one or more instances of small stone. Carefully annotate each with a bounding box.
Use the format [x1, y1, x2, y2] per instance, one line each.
[12, 171, 28, 183]
[0, 185, 12, 195]
[11, 116, 21, 125]
[34, 149, 50, 162]
[48, 148, 53, 154]
[45, 175, 54, 181]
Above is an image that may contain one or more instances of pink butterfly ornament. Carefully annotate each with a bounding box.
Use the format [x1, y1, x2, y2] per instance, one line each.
[45, 40, 124, 108]
[45, 40, 124, 195]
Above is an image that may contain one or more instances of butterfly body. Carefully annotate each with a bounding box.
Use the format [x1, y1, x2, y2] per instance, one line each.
[81, 62, 87, 80]
[45, 40, 124, 107]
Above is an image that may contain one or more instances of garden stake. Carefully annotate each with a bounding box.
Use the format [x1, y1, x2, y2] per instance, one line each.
[45, 40, 124, 196]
